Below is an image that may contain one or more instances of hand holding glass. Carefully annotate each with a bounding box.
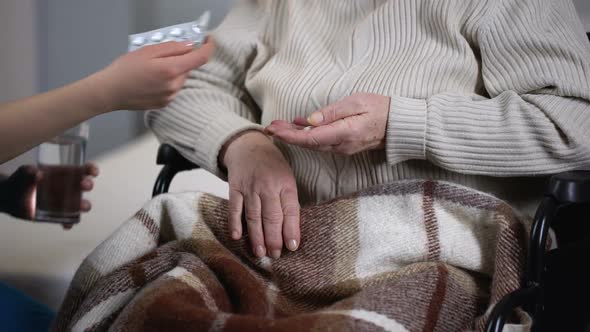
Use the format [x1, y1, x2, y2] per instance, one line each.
[35, 123, 89, 225]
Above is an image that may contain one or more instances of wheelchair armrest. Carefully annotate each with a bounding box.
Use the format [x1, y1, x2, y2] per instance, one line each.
[153, 144, 200, 197]
[547, 170, 590, 204]
[156, 144, 199, 171]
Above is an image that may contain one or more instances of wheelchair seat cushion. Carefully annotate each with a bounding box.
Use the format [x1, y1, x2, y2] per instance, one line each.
[52, 180, 531, 332]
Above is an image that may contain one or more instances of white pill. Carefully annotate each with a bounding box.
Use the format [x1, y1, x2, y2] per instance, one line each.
[304, 126, 313, 131]
[131, 36, 145, 46]
[169, 28, 184, 37]
[150, 32, 164, 42]
[191, 24, 202, 35]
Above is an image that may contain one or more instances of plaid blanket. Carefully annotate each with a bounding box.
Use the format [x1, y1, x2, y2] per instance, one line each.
[53, 180, 532, 332]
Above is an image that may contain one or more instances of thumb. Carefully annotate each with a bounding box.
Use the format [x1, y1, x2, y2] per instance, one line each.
[162, 37, 215, 73]
[307, 101, 363, 126]
[136, 41, 194, 58]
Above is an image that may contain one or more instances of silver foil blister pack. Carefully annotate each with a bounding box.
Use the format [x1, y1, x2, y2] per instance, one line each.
[128, 11, 210, 52]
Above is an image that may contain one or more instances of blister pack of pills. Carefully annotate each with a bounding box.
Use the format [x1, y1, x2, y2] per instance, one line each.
[128, 11, 210, 52]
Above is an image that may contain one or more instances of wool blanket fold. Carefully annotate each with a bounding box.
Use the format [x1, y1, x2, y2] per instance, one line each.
[53, 180, 532, 332]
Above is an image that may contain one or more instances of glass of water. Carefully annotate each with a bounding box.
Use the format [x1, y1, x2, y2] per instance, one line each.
[35, 123, 89, 225]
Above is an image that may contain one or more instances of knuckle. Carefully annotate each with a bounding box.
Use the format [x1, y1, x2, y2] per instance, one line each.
[327, 107, 338, 122]
[228, 205, 242, 216]
[252, 182, 271, 193]
[281, 185, 297, 195]
[245, 215, 261, 225]
[262, 212, 283, 225]
[245, 204, 261, 215]
[282, 204, 300, 217]
[229, 184, 243, 192]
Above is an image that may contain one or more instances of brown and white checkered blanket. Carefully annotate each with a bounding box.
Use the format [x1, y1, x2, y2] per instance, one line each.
[52, 180, 532, 332]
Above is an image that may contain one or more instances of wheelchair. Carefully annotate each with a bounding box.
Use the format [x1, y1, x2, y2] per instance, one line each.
[151, 32, 590, 332]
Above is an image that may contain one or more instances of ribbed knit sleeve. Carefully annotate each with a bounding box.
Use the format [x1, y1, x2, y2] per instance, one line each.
[386, 0, 590, 176]
[146, 0, 264, 177]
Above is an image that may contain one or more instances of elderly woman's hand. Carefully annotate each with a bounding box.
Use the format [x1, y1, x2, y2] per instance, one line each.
[221, 131, 301, 259]
[265, 93, 390, 155]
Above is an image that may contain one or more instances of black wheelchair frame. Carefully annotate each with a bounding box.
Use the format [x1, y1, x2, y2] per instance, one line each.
[151, 31, 590, 332]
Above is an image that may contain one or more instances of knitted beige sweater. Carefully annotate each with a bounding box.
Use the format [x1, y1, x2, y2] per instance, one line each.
[146, 0, 590, 215]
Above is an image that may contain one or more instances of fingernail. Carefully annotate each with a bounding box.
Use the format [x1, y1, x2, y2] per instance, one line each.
[185, 41, 195, 47]
[270, 249, 282, 259]
[308, 112, 324, 125]
[255, 245, 266, 257]
[231, 230, 240, 240]
[287, 239, 298, 251]
[266, 126, 275, 134]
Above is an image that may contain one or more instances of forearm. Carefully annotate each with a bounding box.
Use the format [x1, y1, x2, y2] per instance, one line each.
[385, 0, 590, 176]
[386, 92, 590, 176]
[0, 73, 112, 163]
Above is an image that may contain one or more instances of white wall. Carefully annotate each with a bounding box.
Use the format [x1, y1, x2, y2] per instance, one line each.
[38, 0, 143, 159]
[574, 0, 590, 30]
[0, 1, 39, 174]
[131, 0, 234, 33]
[0, 0, 138, 174]
[0, 1, 38, 102]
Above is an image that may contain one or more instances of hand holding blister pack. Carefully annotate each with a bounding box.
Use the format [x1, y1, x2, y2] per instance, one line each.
[129, 11, 211, 51]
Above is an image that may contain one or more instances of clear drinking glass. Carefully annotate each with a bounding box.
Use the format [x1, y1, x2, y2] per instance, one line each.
[35, 123, 89, 224]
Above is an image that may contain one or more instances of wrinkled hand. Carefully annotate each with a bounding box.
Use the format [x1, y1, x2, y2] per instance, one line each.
[0, 164, 98, 221]
[95, 38, 215, 111]
[265, 93, 390, 155]
[221, 131, 300, 259]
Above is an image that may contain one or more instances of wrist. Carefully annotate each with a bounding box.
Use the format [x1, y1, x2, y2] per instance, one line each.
[220, 130, 270, 169]
[80, 70, 120, 115]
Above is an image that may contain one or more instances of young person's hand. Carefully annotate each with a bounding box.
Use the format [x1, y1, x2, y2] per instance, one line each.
[0, 163, 99, 222]
[0, 38, 214, 165]
[92, 38, 215, 112]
